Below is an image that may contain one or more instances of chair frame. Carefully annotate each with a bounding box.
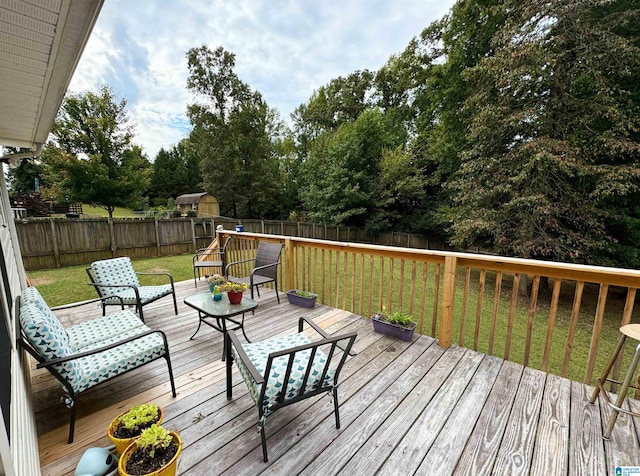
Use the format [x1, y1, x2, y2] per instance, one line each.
[192, 236, 232, 287]
[226, 316, 357, 462]
[16, 296, 177, 444]
[225, 241, 283, 303]
[86, 265, 178, 323]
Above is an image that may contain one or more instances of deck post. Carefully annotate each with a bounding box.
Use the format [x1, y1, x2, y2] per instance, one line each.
[439, 255, 457, 348]
[284, 238, 295, 292]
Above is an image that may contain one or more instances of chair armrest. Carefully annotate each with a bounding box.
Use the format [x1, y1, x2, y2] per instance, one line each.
[34, 329, 169, 368]
[135, 272, 175, 286]
[51, 295, 124, 310]
[250, 262, 280, 277]
[228, 330, 264, 384]
[225, 258, 254, 275]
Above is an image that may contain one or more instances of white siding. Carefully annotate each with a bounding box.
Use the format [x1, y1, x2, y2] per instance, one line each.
[0, 170, 39, 475]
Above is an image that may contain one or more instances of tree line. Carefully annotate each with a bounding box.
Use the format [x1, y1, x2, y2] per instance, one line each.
[7, 0, 640, 268]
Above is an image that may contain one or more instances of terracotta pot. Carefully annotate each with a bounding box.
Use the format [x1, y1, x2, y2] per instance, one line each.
[227, 291, 243, 304]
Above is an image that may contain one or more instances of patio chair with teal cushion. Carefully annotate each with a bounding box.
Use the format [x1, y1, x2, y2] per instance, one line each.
[17, 287, 176, 443]
[226, 316, 357, 461]
[87, 257, 178, 322]
[225, 241, 283, 302]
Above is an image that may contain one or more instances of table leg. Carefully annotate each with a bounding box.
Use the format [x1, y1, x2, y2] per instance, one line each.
[190, 311, 204, 340]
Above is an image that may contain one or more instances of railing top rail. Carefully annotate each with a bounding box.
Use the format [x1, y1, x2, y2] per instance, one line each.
[219, 230, 640, 287]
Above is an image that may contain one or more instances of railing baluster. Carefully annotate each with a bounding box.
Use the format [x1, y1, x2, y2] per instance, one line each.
[419, 262, 428, 335]
[388, 258, 394, 312]
[321, 248, 326, 304]
[399, 259, 405, 312]
[474, 269, 486, 351]
[585, 284, 609, 384]
[367, 255, 373, 318]
[524, 275, 540, 367]
[459, 266, 471, 346]
[409, 261, 416, 317]
[378, 256, 384, 312]
[432, 263, 441, 337]
[562, 281, 584, 377]
[542, 278, 562, 372]
[504, 273, 520, 360]
[488, 271, 503, 355]
[439, 255, 457, 348]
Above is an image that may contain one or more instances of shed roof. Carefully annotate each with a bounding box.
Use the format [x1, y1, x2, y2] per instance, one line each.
[175, 192, 208, 205]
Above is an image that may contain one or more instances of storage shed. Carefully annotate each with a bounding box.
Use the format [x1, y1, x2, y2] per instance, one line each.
[175, 193, 220, 217]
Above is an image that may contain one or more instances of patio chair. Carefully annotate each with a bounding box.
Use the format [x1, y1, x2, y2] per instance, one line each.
[17, 287, 176, 443]
[225, 241, 283, 302]
[87, 257, 178, 322]
[226, 316, 357, 461]
[192, 235, 232, 287]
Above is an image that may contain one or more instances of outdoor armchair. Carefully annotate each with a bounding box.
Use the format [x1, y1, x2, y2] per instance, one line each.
[192, 235, 232, 287]
[17, 287, 176, 443]
[224, 241, 283, 302]
[226, 316, 357, 461]
[87, 256, 178, 322]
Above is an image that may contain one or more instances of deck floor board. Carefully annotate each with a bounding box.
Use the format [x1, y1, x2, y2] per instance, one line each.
[33, 279, 640, 475]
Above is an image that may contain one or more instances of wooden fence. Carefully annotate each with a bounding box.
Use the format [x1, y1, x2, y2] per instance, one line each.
[16, 217, 448, 270]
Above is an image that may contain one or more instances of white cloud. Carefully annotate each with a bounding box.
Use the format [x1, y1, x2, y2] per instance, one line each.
[69, 0, 456, 159]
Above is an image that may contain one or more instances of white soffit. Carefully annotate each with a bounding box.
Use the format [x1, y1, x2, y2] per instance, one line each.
[0, 0, 104, 149]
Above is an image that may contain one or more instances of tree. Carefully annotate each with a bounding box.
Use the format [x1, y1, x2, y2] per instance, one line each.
[43, 86, 150, 217]
[449, 0, 640, 264]
[186, 45, 282, 218]
[149, 138, 202, 204]
[6, 158, 42, 193]
[301, 109, 405, 227]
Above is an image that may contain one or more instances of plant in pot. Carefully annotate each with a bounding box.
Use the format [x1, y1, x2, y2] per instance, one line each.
[207, 274, 226, 300]
[119, 424, 182, 476]
[218, 281, 248, 304]
[108, 403, 163, 455]
[286, 289, 317, 308]
[371, 307, 417, 342]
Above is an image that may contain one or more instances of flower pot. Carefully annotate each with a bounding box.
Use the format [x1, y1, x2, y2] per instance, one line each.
[227, 291, 243, 304]
[286, 290, 317, 308]
[108, 406, 164, 455]
[371, 313, 416, 341]
[119, 431, 182, 476]
[235, 224, 243, 232]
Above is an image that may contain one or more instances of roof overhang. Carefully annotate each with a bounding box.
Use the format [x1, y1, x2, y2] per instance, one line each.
[0, 0, 104, 151]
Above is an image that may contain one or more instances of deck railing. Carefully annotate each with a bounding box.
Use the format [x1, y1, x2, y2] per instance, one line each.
[218, 231, 640, 388]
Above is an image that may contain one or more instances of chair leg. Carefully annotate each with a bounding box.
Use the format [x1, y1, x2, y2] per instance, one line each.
[172, 290, 178, 315]
[333, 387, 341, 429]
[193, 267, 198, 288]
[67, 401, 76, 444]
[165, 354, 177, 398]
[604, 343, 640, 439]
[260, 424, 269, 462]
[226, 345, 233, 399]
[274, 279, 280, 304]
[590, 333, 627, 404]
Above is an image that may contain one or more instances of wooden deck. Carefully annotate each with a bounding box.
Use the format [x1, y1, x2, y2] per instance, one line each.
[34, 279, 640, 475]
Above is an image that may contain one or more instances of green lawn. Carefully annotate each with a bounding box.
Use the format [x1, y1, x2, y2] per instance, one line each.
[27, 254, 194, 307]
[80, 204, 139, 218]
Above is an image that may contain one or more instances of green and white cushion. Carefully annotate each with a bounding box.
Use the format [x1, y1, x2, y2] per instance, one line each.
[20, 287, 167, 394]
[91, 257, 172, 305]
[233, 333, 334, 416]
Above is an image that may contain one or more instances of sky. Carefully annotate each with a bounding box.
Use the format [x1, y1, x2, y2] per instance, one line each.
[68, 0, 457, 160]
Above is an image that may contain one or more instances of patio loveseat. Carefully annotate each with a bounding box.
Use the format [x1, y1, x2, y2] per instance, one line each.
[17, 287, 176, 443]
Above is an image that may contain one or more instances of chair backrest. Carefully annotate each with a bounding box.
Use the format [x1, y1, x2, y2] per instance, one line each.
[17, 288, 80, 390]
[254, 242, 283, 279]
[220, 235, 232, 268]
[90, 257, 140, 297]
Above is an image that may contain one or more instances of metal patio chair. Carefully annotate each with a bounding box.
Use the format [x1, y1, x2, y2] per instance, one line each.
[226, 316, 357, 461]
[87, 256, 178, 322]
[225, 241, 283, 302]
[192, 235, 232, 287]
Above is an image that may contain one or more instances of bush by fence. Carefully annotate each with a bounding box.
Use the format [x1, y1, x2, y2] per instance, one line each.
[16, 216, 449, 270]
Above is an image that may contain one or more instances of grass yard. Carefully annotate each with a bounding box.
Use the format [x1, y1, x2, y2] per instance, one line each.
[80, 204, 139, 218]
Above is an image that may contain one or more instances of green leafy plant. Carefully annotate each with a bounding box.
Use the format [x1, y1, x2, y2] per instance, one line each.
[377, 305, 415, 327]
[136, 424, 173, 459]
[218, 281, 248, 292]
[118, 403, 159, 432]
[292, 290, 316, 298]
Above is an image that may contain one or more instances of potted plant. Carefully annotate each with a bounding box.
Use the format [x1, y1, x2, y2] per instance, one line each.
[207, 274, 226, 300]
[218, 281, 248, 304]
[108, 403, 163, 455]
[371, 307, 416, 341]
[286, 289, 317, 308]
[119, 424, 182, 476]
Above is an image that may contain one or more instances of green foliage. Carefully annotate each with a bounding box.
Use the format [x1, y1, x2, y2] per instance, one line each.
[118, 403, 159, 431]
[149, 139, 202, 201]
[41, 86, 151, 218]
[378, 306, 415, 327]
[186, 45, 284, 219]
[136, 424, 173, 459]
[291, 290, 315, 298]
[6, 158, 43, 193]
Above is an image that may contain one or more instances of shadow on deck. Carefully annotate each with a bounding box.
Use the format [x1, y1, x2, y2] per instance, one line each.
[34, 280, 640, 475]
